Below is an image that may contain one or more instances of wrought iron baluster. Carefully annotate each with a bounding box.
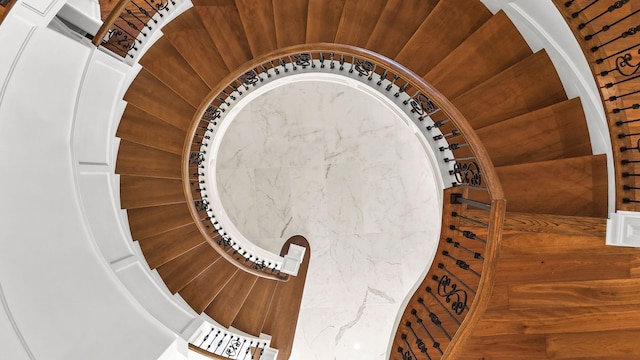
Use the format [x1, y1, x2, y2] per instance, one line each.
[401, 334, 419, 360]
[450, 212, 488, 227]
[438, 263, 476, 294]
[585, 8, 640, 40]
[405, 322, 431, 359]
[386, 74, 400, 91]
[432, 129, 460, 140]
[433, 274, 470, 313]
[425, 286, 462, 325]
[410, 309, 444, 355]
[591, 24, 640, 52]
[613, 102, 640, 113]
[449, 161, 482, 187]
[578, 0, 628, 29]
[416, 299, 452, 340]
[569, 0, 599, 17]
[442, 250, 481, 277]
[450, 193, 491, 212]
[124, 7, 152, 29]
[446, 237, 483, 260]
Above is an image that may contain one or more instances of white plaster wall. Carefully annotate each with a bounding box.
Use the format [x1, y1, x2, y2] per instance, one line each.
[0, 2, 179, 358]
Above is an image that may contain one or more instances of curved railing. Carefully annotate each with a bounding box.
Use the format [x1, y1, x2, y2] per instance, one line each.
[188, 322, 276, 360]
[183, 43, 506, 359]
[556, 0, 640, 211]
[94, 0, 176, 59]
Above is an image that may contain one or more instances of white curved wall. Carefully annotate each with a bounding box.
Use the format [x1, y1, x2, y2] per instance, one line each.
[0, 1, 179, 359]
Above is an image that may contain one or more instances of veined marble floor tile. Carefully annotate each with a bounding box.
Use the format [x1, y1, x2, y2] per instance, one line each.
[216, 81, 442, 359]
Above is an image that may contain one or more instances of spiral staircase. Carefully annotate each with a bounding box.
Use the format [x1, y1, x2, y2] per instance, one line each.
[2, 0, 640, 359]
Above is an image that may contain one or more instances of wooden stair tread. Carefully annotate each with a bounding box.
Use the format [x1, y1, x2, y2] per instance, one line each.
[157, 242, 222, 293]
[499, 231, 639, 257]
[120, 175, 185, 209]
[123, 68, 195, 131]
[507, 279, 640, 310]
[462, 209, 607, 237]
[116, 140, 182, 180]
[477, 304, 640, 337]
[231, 278, 278, 336]
[116, 104, 186, 155]
[425, 10, 532, 99]
[395, 0, 491, 76]
[204, 270, 259, 328]
[179, 259, 239, 313]
[139, 36, 211, 108]
[476, 98, 593, 167]
[306, 0, 346, 43]
[194, 0, 253, 70]
[453, 50, 567, 129]
[333, 0, 388, 48]
[235, 0, 278, 58]
[126, 202, 194, 240]
[161, 7, 230, 89]
[273, 0, 308, 48]
[496, 154, 608, 217]
[494, 253, 631, 285]
[137, 223, 205, 269]
[365, 0, 439, 59]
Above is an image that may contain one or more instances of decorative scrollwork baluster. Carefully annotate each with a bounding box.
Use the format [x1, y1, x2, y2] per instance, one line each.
[451, 161, 482, 186]
[436, 275, 468, 315]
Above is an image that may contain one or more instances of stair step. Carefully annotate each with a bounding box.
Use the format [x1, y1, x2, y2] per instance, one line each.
[139, 36, 211, 108]
[306, 0, 346, 43]
[179, 259, 239, 313]
[477, 305, 640, 337]
[507, 279, 640, 310]
[494, 253, 632, 285]
[334, 0, 388, 47]
[156, 242, 221, 293]
[204, 270, 259, 327]
[115, 140, 182, 179]
[476, 98, 592, 167]
[547, 329, 640, 358]
[162, 7, 230, 89]
[453, 50, 567, 129]
[273, 0, 308, 48]
[459, 334, 548, 360]
[123, 68, 195, 131]
[395, 0, 491, 76]
[137, 223, 205, 269]
[194, 0, 253, 70]
[425, 10, 532, 99]
[496, 154, 608, 217]
[116, 104, 186, 155]
[126, 202, 194, 240]
[236, 0, 278, 58]
[462, 209, 607, 237]
[231, 278, 278, 336]
[365, 0, 438, 59]
[120, 175, 185, 209]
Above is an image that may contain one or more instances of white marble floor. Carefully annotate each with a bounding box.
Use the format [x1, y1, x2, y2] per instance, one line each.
[215, 81, 442, 360]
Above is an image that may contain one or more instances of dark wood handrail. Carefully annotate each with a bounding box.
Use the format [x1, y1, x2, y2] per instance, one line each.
[92, 0, 130, 47]
[184, 43, 507, 358]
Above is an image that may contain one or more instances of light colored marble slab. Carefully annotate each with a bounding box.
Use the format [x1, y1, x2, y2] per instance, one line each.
[215, 80, 442, 359]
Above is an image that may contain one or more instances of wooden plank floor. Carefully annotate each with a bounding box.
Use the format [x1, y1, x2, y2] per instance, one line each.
[459, 222, 640, 359]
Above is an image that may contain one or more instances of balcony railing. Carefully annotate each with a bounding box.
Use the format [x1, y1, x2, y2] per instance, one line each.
[94, 0, 176, 59]
[183, 43, 506, 360]
[556, 0, 640, 211]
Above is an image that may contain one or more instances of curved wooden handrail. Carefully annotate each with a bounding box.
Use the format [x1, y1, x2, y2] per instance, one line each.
[184, 43, 507, 357]
[92, 0, 130, 47]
